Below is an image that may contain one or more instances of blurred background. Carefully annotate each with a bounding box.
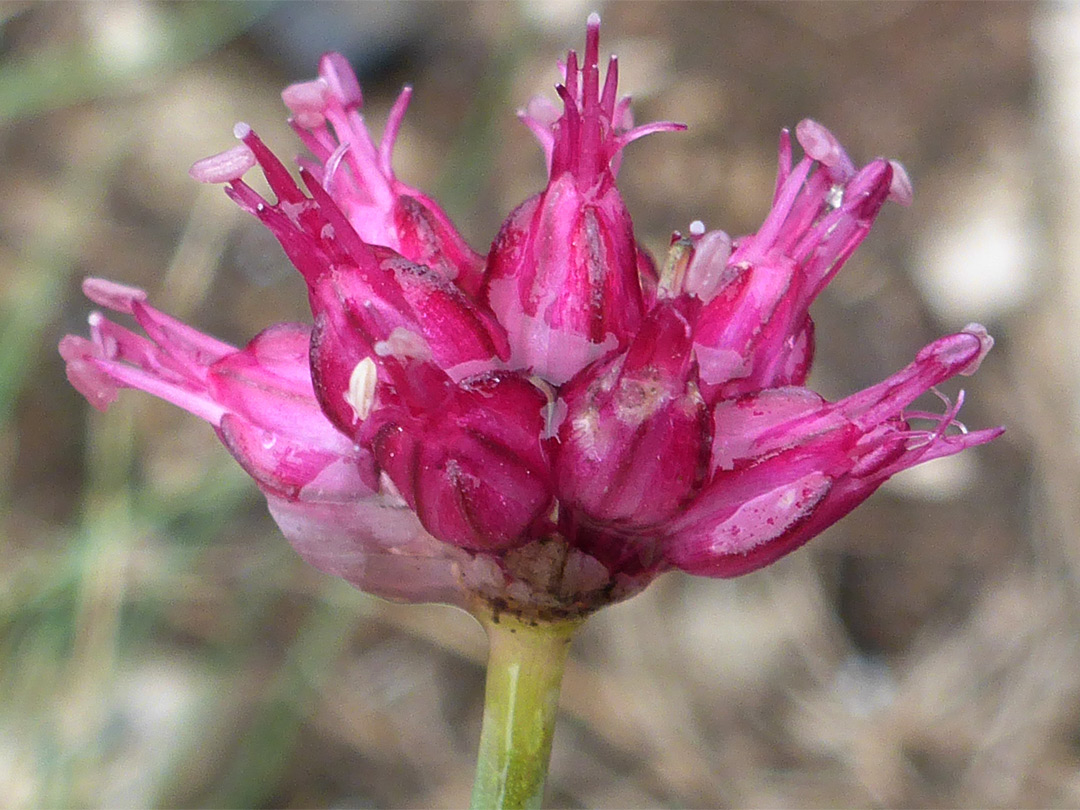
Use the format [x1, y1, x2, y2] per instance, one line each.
[0, 1, 1064, 806]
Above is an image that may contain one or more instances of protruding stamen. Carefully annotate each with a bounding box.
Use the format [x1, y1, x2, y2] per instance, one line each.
[318, 52, 363, 108]
[281, 78, 330, 128]
[957, 324, 993, 376]
[795, 119, 855, 179]
[322, 142, 351, 193]
[379, 86, 413, 178]
[887, 160, 913, 206]
[82, 278, 148, 314]
[189, 143, 257, 184]
[613, 119, 687, 150]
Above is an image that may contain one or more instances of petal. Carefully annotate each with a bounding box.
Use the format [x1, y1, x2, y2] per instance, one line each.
[62, 283, 375, 504]
[370, 372, 552, 551]
[483, 178, 643, 385]
[692, 258, 795, 388]
[218, 412, 376, 500]
[710, 387, 827, 472]
[555, 303, 710, 526]
[664, 434, 855, 574]
[265, 493, 468, 605]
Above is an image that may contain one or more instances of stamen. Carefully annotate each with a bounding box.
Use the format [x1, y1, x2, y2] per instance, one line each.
[600, 55, 619, 118]
[379, 86, 413, 178]
[345, 357, 378, 422]
[323, 141, 351, 194]
[899, 387, 969, 453]
[82, 278, 148, 314]
[615, 119, 687, 150]
[318, 52, 363, 108]
[189, 143, 256, 184]
[795, 119, 855, 179]
[281, 78, 329, 129]
[887, 160, 913, 206]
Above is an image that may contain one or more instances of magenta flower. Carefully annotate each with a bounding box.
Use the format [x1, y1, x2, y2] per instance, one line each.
[60, 17, 1001, 618]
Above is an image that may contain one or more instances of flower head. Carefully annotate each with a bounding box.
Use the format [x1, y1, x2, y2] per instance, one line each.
[61, 19, 1001, 620]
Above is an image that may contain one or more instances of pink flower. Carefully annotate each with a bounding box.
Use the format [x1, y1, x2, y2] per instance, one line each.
[281, 52, 485, 294]
[482, 15, 685, 385]
[60, 16, 1002, 618]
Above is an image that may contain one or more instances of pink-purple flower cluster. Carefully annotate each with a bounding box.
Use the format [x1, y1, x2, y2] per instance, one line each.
[60, 17, 1001, 618]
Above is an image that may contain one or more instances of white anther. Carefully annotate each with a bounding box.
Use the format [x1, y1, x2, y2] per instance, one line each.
[345, 357, 378, 422]
[373, 327, 431, 361]
[689, 219, 706, 236]
[826, 184, 844, 210]
[188, 143, 256, 184]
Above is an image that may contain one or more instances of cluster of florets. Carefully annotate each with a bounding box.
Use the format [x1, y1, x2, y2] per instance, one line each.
[60, 16, 1000, 617]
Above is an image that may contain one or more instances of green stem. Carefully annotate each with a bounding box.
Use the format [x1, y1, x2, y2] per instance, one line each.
[469, 612, 582, 810]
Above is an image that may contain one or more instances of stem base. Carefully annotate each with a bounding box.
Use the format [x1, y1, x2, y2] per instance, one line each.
[469, 611, 581, 810]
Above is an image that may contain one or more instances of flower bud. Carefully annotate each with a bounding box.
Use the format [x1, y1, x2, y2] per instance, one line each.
[664, 327, 1003, 577]
[555, 303, 709, 527]
[483, 15, 684, 385]
[690, 123, 899, 402]
[203, 123, 509, 438]
[369, 371, 553, 551]
[283, 55, 485, 291]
